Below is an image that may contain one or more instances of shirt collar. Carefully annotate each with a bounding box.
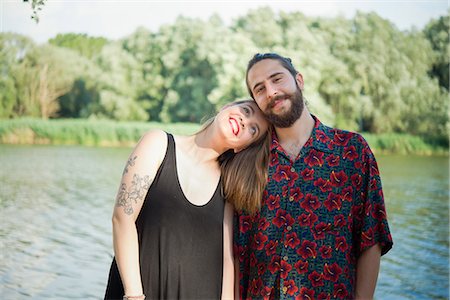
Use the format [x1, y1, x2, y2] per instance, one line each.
[270, 115, 335, 154]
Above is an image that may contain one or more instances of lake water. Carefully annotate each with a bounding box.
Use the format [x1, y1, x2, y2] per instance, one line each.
[0, 145, 448, 299]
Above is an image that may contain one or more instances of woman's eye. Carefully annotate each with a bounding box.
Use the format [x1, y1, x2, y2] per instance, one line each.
[243, 107, 250, 114]
[251, 127, 257, 135]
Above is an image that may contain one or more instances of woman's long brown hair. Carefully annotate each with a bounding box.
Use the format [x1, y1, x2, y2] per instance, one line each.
[199, 100, 271, 214]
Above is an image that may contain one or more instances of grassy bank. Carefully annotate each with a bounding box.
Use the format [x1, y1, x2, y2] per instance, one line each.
[363, 133, 448, 155]
[0, 118, 200, 147]
[0, 118, 448, 155]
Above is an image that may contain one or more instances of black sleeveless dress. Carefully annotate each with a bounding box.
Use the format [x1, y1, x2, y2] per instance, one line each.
[105, 133, 225, 300]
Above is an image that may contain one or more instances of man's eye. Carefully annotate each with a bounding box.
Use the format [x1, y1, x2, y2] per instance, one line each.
[251, 127, 257, 135]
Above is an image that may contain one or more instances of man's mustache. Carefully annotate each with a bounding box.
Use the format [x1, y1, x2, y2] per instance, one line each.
[268, 94, 291, 109]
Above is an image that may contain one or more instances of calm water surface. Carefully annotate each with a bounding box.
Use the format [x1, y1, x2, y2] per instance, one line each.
[0, 145, 448, 299]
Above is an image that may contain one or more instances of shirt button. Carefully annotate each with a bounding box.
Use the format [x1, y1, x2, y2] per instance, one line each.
[283, 255, 288, 261]
[290, 167, 295, 172]
[289, 196, 294, 202]
[287, 225, 292, 231]
[282, 286, 288, 294]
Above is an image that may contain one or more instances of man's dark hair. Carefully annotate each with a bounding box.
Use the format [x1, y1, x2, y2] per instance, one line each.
[246, 53, 298, 98]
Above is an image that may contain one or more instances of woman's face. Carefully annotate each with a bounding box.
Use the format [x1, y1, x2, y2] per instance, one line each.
[217, 101, 269, 152]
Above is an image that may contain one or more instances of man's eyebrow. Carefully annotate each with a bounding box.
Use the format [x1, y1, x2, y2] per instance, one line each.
[269, 72, 284, 79]
[252, 72, 284, 92]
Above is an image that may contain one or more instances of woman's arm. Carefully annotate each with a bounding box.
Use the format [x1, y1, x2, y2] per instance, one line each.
[222, 202, 235, 300]
[112, 130, 167, 297]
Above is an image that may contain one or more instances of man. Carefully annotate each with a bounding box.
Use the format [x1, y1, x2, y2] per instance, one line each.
[234, 53, 393, 299]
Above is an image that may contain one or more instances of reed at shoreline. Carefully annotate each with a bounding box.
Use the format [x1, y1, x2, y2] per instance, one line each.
[0, 118, 447, 155]
[0, 118, 200, 147]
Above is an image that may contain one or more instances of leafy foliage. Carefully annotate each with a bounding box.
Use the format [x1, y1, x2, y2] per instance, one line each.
[3, 9, 449, 146]
[23, 0, 46, 23]
[49, 33, 108, 59]
[423, 11, 450, 91]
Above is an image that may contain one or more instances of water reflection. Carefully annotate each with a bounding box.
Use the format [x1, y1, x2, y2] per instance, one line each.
[0, 146, 448, 299]
[0, 145, 125, 299]
[375, 155, 449, 300]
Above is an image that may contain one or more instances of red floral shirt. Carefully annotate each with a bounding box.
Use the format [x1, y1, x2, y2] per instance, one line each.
[234, 116, 393, 299]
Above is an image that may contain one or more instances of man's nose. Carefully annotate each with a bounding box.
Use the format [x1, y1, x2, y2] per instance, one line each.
[265, 83, 278, 100]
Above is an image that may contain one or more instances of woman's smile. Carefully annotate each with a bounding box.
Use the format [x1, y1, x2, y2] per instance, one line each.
[229, 117, 240, 136]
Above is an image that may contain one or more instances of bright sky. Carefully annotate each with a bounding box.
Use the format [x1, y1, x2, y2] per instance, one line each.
[1, 0, 448, 44]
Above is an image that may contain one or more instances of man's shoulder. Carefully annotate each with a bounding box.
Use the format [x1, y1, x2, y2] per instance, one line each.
[317, 122, 369, 150]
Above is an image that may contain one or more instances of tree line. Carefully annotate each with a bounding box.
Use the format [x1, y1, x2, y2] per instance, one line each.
[1, 8, 448, 145]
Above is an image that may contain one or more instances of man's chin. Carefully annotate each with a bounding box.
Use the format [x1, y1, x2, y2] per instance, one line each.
[266, 113, 297, 128]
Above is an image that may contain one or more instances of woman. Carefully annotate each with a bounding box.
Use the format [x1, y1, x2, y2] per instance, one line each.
[105, 100, 270, 300]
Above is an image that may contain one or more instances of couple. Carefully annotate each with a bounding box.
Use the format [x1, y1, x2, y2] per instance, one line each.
[105, 53, 393, 300]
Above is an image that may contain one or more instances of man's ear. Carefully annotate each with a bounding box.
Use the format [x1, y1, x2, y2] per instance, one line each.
[296, 73, 304, 90]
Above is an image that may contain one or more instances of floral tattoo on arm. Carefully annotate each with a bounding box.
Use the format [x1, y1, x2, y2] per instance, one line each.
[122, 155, 137, 175]
[116, 169, 151, 215]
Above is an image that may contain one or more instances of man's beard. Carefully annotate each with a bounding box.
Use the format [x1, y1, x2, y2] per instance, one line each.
[264, 87, 304, 128]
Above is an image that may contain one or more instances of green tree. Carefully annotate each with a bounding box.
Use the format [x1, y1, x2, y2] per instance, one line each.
[196, 15, 258, 110]
[0, 33, 35, 118]
[1, 33, 97, 119]
[122, 27, 167, 121]
[423, 12, 450, 90]
[234, 7, 283, 49]
[154, 17, 220, 122]
[90, 42, 148, 121]
[49, 33, 108, 59]
[20, 44, 95, 118]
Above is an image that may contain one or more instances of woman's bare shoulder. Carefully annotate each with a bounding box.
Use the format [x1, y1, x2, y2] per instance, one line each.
[130, 129, 169, 171]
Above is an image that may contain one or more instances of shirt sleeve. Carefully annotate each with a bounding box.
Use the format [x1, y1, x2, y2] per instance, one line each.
[233, 211, 252, 299]
[354, 138, 393, 257]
